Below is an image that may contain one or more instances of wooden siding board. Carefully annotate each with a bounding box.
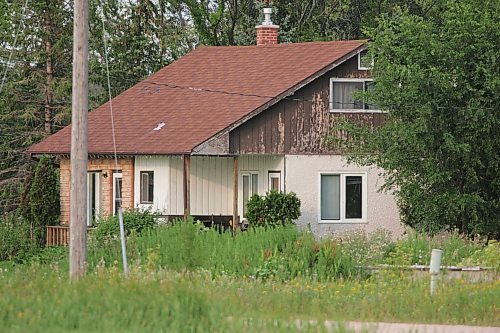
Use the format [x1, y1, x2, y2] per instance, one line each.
[284, 99, 292, 152]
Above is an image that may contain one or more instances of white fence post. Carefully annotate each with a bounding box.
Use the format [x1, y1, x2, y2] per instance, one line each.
[429, 249, 443, 296]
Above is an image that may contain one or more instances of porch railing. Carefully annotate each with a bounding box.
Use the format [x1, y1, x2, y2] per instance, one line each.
[46, 226, 95, 246]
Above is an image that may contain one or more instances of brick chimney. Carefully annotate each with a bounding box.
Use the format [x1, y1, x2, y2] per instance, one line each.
[256, 8, 279, 45]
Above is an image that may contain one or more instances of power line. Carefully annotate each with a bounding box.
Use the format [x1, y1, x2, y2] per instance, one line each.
[140, 80, 495, 111]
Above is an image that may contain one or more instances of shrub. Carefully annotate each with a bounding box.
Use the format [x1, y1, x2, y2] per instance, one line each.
[0, 213, 34, 262]
[246, 190, 301, 227]
[92, 208, 159, 243]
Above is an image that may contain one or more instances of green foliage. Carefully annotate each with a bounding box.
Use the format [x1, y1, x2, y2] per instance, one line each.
[0, 213, 34, 261]
[24, 156, 59, 246]
[246, 190, 301, 227]
[334, 229, 393, 266]
[460, 240, 500, 271]
[1, 262, 498, 331]
[332, 0, 500, 237]
[385, 230, 483, 266]
[88, 222, 364, 281]
[92, 208, 159, 243]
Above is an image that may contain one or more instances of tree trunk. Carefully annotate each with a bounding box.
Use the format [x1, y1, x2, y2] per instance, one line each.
[44, 16, 53, 135]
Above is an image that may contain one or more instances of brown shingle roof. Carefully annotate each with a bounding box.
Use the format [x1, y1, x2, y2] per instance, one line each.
[29, 40, 366, 155]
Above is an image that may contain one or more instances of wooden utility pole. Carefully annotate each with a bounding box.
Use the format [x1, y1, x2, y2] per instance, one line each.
[69, 0, 89, 279]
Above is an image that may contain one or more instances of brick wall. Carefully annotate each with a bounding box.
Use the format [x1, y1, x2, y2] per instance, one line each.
[256, 26, 278, 45]
[59, 157, 134, 225]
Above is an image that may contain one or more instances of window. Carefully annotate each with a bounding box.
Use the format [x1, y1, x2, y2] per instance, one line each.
[140, 171, 154, 204]
[330, 78, 376, 112]
[242, 172, 258, 217]
[320, 173, 367, 223]
[113, 172, 123, 215]
[268, 171, 281, 192]
[358, 50, 373, 70]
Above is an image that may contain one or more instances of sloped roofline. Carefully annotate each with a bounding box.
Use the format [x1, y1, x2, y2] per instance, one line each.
[191, 42, 368, 155]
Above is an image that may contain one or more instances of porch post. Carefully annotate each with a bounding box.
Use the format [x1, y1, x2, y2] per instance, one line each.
[232, 155, 239, 234]
[183, 154, 191, 221]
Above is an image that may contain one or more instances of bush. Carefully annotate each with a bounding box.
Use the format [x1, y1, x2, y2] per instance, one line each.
[92, 208, 159, 243]
[246, 190, 301, 227]
[0, 214, 34, 262]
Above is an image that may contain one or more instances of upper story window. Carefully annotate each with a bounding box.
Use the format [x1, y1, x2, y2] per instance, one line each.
[358, 50, 373, 70]
[330, 78, 377, 112]
[140, 171, 154, 204]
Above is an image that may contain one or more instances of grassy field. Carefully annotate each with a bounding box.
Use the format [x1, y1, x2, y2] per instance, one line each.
[0, 223, 498, 332]
[0, 264, 498, 332]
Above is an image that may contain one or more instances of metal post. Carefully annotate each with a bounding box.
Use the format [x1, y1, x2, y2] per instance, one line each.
[117, 207, 128, 276]
[69, 0, 89, 279]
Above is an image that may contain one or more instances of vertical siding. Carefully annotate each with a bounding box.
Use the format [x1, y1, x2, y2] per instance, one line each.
[134, 156, 171, 214]
[134, 155, 284, 218]
[190, 156, 234, 215]
[171, 157, 184, 215]
[238, 155, 284, 217]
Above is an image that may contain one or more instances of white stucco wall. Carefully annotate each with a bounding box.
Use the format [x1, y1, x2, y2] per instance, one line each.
[285, 155, 403, 238]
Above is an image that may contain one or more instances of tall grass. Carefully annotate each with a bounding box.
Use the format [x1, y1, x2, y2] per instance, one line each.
[87, 222, 362, 281]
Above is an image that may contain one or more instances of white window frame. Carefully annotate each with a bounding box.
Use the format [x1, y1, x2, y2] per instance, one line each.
[140, 171, 154, 204]
[358, 50, 373, 70]
[241, 171, 259, 218]
[87, 171, 101, 226]
[113, 172, 123, 215]
[329, 78, 382, 113]
[268, 171, 282, 192]
[318, 172, 368, 224]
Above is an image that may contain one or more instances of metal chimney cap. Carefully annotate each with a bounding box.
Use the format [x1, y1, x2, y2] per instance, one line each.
[262, 7, 273, 25]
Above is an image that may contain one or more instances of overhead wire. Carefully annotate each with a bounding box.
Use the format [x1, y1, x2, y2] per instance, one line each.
[99, 2, 129, 277]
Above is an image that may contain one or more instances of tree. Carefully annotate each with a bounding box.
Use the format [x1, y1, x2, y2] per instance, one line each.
[333, 0, 499, 237]
[25, 155, 59, 246]
[0, 0, 73, 216]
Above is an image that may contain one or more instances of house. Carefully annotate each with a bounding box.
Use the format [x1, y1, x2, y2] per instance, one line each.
[29, 8, 403, 241]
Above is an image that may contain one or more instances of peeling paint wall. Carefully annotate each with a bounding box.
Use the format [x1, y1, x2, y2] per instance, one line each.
[285, 155, 403, 238]
[230, 55, 385, 155]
